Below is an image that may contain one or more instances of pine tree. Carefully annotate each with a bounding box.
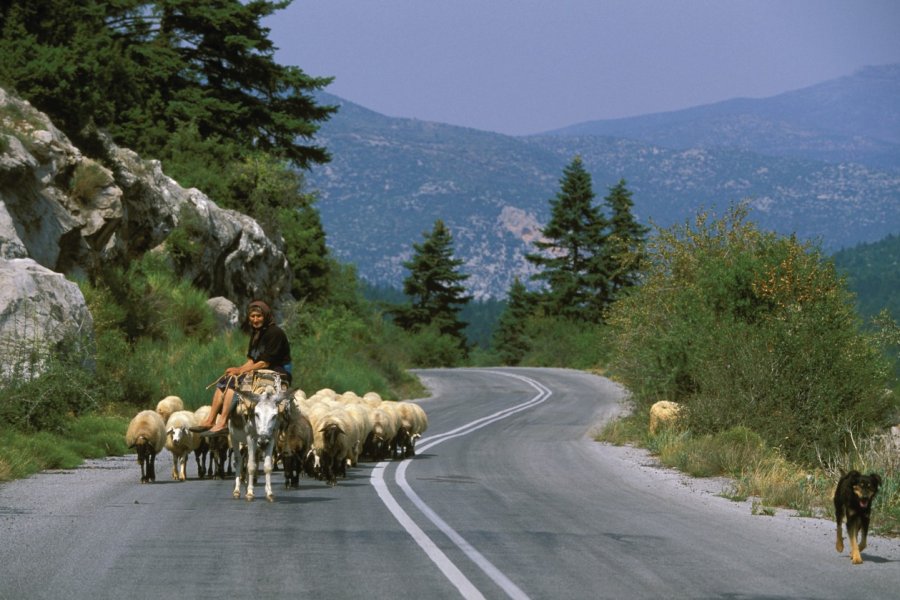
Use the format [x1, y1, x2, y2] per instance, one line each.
[492, 277, 533, 365]
[526, 156, 610, 322]
[604, 179, 649, 297]
[393, 220, 472, 347]
[0, 0, 335, 169]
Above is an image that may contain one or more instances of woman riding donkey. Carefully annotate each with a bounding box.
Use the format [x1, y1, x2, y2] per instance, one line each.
[195, 300, 292, 435]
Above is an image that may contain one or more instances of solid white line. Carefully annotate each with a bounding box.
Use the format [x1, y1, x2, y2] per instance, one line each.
[373, 370, 552, 600]
[370, 462, 486, 599]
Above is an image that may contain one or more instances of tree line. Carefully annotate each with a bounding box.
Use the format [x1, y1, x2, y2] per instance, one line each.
[389, 156, 647, 365]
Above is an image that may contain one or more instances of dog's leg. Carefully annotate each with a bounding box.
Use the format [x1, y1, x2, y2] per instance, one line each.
[835, 507, 844, 554]
[859, 514, 870, 553]
[847, 520, 863, 564]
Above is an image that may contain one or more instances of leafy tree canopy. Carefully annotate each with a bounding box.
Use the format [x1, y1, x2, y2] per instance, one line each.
[0, 0, 335, 169]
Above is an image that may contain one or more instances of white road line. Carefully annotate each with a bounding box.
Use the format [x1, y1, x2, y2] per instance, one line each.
[371, 463, 486, 599]
[372, 370, 552, 600]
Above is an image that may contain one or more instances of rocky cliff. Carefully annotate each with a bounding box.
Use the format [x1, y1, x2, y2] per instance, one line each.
[0, 87, 291, 378]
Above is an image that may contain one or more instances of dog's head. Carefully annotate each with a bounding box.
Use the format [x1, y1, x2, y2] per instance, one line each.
[850, 471, 882, 509]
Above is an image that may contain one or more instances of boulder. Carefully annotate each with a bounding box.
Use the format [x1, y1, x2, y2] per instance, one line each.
[0, 258, 94, 380]
[207, 296, 239, 331]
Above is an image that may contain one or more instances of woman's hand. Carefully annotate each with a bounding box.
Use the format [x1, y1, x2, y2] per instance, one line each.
[225, 366, 242, 377]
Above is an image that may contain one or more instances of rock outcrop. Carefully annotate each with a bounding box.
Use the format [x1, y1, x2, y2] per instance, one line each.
[0, 87, 291, 377]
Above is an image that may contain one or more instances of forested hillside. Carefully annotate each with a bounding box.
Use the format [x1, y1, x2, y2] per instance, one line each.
[833, 234, 900, 323]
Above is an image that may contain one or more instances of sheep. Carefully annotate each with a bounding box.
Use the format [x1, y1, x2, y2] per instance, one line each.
[156, 395, 184, 424]
[342, 403, 372, 466]
[394, 401, 428, 459]
[165, 410, 200, 481]
[208, 431, 231, 480]
[362, 391, 383, 409]
[378, 401, 404, 458]
[312, 408, 357, 486]
[363, 406, 399, 461]
[648, 400, 682, 435]
[125, 410, 166, 483]
[338, 390, 362, 404]
[192, 405, 212, 478]
[278, 409, 314, 488]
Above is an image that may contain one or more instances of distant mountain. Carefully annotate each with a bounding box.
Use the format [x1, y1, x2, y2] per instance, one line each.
[544, 64, 900, 170]
[307, 65, 900, 299]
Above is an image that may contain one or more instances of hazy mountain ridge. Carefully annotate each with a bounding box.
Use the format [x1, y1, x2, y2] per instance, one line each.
[543, 64, 900, 169]
[308, 65, 900, 299]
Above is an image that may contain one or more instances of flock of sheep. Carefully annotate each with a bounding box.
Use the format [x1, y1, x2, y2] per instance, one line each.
[124, 387, 429, 492]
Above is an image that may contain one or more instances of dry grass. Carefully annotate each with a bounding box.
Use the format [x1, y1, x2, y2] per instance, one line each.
[596, 414, 900, 536]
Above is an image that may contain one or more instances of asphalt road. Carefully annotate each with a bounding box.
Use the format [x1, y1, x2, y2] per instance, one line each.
[1, 367, 897, 599]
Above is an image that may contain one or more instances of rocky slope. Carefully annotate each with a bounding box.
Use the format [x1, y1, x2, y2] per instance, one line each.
[0, 87, 290, 377]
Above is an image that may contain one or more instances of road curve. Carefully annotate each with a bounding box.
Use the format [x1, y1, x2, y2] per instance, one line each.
[1, 367, 897, 599]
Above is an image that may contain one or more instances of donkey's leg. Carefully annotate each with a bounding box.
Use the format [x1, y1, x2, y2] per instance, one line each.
[264, 442, 275, 502]
[231, 439, 243, 498]
[245, 442, 256, 501]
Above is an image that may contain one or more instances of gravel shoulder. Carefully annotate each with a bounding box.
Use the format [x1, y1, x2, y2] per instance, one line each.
[586, 435, 900, 561]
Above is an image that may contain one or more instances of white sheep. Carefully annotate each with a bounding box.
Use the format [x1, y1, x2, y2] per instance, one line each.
[313, 408, 358, 486]
[165, 410, 200, 481]
[125, 410, 166, 483]
[395, 401, 428, 458]
[648, 400, 682, 435]
[362, 392, 383, 409]
[156, 395, 184, 424]
[364, 407, 399, 461]
[342, 403, 372, 467]
[378, 400, 404, 457]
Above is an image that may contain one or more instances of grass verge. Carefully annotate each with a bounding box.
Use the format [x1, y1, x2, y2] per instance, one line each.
[597, 413, 900, 536]
[0, 415, 130, 482]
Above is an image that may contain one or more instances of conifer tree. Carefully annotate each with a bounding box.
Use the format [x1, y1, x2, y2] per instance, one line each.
[492, 277, 533, 365]
[526, 156, 610, 322]
[393, 220, 472, 347]
[604, 179, 649, 296]
[0, 0, 335, 169]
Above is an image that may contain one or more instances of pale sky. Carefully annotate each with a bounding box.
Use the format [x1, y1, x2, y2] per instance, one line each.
[266, 0, 900, 136]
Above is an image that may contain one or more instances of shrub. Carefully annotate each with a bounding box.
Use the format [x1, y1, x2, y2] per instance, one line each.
[402, 325, 466, 368]
[516, 316, 609, 369]
[0, 351, 100, 433]
[69, 160, 112, 205]
[165, 205, 207, 274]
[608, 205, 896, 464]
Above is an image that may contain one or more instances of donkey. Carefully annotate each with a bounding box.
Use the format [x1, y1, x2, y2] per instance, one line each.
[229, 378, 290, 502]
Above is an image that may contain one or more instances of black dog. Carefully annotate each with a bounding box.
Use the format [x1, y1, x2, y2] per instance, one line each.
[834, 470, 881, 564]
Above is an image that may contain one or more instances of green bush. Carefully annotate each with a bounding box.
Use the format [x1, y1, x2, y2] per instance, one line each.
[608, 205, 896, 464]
[69, 160, 112, 205]
[517, 316, 610, 369]
[403, 325, 466, 368]
[165, 205, 207, 274]
[0, 352, 100, 433]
